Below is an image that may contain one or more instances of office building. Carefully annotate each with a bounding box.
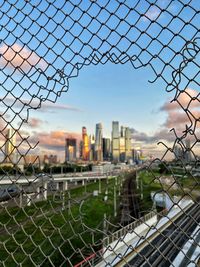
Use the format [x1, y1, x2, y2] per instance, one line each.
[112, 121, 120, 162]
[95, 123, 103, 161]
[125, 127, 132, 161]
[65, 138, 77, 162]
[4, 128, 16, 163]
[82, 127, 89, 161]
[121, 126, 126, 138]
[119, 137, 125, 162]
[89, 135, 95, 161]
[49, 155, 58, 164]
[119, 126, 125, 162]
[79, 140, 83, 159]
[103, 138, 111, 161]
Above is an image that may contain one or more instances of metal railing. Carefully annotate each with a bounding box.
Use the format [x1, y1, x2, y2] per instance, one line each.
[103, 210, 157, 247]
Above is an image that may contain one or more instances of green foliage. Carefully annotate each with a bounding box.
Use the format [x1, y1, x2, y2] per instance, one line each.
[0, 165, 22, 175]
[0, 178, 119, 266]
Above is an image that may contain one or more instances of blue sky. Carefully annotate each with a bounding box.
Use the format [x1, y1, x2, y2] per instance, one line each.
[36, 61, 168, 136]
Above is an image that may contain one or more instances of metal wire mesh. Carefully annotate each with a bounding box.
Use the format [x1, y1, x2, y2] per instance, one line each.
[0, 0, 200, 266]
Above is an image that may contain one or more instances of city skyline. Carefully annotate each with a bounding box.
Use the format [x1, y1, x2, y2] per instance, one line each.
[14, 63, 176, 162]
[2, 121, 146, 165]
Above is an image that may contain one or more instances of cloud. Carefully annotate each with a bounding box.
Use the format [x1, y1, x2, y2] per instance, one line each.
[161, 88, 200, 112]
[144, 6, 161, 21]
[25, 118, 44, 128]
[142, 0, 176, 22]
[0, 43, 47, 71]
[30, 130, 81, 151]
[131, 127, 174, 144]
[160, 88, 200, 131]
[40, 101, 82, 112]
[0, 96, 82, 112]
[141, 5, 162, 22]
[131, 128, 155, 143]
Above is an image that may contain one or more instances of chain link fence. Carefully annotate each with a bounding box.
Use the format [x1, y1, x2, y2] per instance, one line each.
[0, 0, 200, 266]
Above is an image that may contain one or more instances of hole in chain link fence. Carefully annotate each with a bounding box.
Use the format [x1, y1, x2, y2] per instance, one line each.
[0, 0, 200, 266]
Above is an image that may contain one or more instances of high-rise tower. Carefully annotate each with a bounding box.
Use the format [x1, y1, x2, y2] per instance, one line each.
[89, 135, 95, 161]
[95, 123, 103, 161]
[112, 121, 120, 162]
[4, 128, 16, 163]
[82, 127, 89, 161]
[65, 138, 77, 162]
[103, 138, 111, 161]
[125, 127, 132, 161]
[119, 126, 125, 162]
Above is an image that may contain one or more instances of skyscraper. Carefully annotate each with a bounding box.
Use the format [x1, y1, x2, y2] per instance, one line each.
[89, 135, 95, 161]
[119, 137, 125, 162]
[119, 126, 125, 162]
[65, 138, 77, 162]
[4, 128, 16, 163]
[103, 138, 111, 161]
[82, 127, 89, 161]
[125, 127, 132, 161]
[95, 123, 103, 161]
[112, 121, 120, 162]
[121, 126, 126, 138]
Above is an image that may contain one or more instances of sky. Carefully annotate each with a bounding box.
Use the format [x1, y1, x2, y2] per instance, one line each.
[0, 0, 200, 161]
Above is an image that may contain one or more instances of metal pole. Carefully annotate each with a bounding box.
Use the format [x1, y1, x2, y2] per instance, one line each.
[62, 185, 65, 211]
[103, 213, 107, 234]
[99, 178, 101, 194]
[43, 181, 47, 200]
[140, 179, 143, 200]
[114, 185, 117, 217]
[136, 170, 139, 189]
[19, 185, 23, 208]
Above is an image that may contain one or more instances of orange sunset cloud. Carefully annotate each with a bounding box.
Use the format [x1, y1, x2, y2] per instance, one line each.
[0, 43, 47, 72]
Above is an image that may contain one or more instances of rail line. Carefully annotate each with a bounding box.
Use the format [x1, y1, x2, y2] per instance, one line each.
[123, 202, 200, 267]
[120, 172, 140, 225]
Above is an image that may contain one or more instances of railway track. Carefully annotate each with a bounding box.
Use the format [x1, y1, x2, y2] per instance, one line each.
[123, 202, 200, 267]
[120, 172, 140, 225]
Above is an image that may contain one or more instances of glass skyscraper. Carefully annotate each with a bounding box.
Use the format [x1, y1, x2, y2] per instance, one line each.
[125, 127, 132, 161]
[82, 126, 89, 161]
[65, 138, 77, 162]
[112, 121, 120, 162]
[95, 123, 103, 161]
[103, 138, 111, 161]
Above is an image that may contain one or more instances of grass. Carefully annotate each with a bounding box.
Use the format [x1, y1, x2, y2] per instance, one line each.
[138, 170, 162, 212]
[0, 177, 121, 266]
[138, 169, 200, 210]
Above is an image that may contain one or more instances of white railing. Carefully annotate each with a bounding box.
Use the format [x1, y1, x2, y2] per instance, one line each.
[103, 210, 157, 247]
